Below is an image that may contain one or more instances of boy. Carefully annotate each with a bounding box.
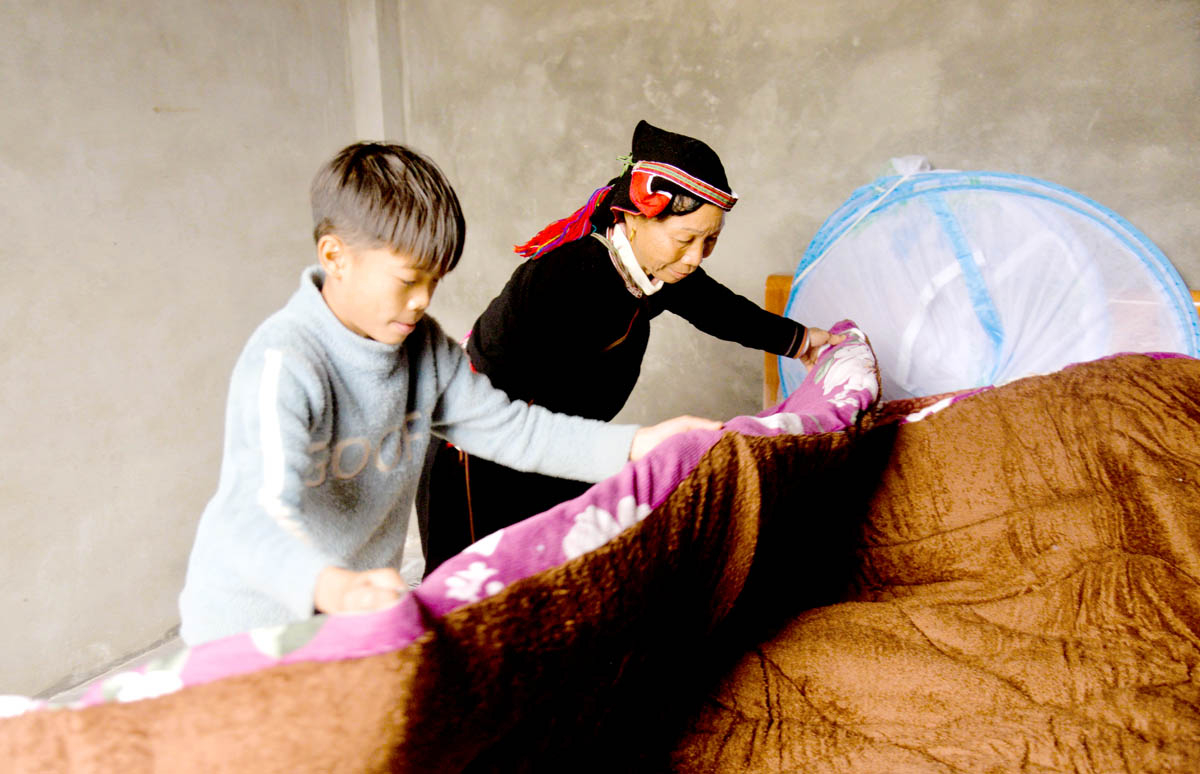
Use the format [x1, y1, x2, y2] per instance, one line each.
[178, 142, 718, 645]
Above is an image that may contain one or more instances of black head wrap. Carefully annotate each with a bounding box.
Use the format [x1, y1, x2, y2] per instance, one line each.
[515, 121, 736, 259]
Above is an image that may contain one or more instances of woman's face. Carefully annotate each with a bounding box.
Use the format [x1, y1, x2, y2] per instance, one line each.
[626, 203, 725, 284]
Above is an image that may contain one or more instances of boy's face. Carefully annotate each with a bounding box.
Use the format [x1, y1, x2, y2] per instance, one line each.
[318, 236, 440, 346]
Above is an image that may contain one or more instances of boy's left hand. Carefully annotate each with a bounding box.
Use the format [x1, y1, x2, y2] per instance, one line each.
[630, 415, 723, 461]
[314, 565, 407, 615]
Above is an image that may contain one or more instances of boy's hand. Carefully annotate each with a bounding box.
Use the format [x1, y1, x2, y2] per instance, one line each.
[798, 327, 847, 368]
[629, 415, 722, 461]
[314, 565, 407, 615]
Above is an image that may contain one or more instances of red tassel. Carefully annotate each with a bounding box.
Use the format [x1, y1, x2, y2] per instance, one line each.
[514, 186, 612, 259]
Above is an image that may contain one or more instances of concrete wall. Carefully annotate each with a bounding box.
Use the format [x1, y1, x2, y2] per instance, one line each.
[411, 0, 1200, 426]
[3, 0, 1197, 696]
[0, 0, 361, 696]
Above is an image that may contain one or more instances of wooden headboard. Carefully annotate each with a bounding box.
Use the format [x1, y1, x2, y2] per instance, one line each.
[762, 274, 792, 408]
[762, 274, 1200, 408]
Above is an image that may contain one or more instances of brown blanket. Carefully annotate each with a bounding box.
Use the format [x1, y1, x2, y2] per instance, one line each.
[4, 354, 1198, 772]
[675, 355, 1200, 773]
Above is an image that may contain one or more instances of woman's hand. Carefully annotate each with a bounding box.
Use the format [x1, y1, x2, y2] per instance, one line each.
[629, 415, 723, 461]
[798, 327, 847, 368]
[314, 565, 407, 615]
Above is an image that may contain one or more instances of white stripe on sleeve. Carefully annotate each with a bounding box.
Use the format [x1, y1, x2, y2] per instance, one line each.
[255, 349, 313, 544]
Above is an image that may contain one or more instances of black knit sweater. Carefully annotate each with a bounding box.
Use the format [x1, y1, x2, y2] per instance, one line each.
[466, 233, 805, 421]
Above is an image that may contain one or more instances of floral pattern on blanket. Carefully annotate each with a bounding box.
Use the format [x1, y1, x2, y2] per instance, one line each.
[7, 320, 879, 715]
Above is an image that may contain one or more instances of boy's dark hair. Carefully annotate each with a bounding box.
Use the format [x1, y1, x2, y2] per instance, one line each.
[310, 142, 466, 276]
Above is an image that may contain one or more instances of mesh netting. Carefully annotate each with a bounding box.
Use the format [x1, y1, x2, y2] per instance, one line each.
[782, 168, 1199, 400]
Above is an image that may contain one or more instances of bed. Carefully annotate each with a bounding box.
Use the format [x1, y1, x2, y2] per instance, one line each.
[2, 289, 1199, 772]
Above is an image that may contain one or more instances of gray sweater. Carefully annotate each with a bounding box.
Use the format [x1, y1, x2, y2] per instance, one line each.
[179, 266, 637, 644]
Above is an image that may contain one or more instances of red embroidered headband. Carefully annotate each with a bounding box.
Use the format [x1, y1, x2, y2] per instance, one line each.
[626, 160, 739, 218]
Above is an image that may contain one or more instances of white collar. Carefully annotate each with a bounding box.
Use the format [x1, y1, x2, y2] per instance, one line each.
[610, 222, 663, 296]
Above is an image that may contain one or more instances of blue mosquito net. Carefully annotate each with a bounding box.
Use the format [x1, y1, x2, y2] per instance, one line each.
[780, 161, 1200, 401]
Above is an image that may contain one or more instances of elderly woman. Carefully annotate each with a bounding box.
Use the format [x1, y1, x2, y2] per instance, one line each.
[420, 120, 842, 573]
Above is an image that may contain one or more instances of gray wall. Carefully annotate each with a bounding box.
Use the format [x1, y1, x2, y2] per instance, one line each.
[3, 0, 1197, 696]
[1, 0, 360, 696]
[414, 0, 1200, 425]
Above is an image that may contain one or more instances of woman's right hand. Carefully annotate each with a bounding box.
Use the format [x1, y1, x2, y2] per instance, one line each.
[798, 327, 847, 368]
